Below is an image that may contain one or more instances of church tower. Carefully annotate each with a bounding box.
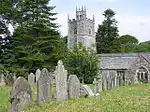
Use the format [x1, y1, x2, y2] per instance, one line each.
[67, 6, 96, 51]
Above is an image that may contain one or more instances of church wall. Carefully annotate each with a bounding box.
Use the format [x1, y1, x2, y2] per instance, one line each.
[68, 19, 77, 49]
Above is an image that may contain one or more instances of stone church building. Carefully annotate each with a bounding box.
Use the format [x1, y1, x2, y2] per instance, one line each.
[67, 7, 96, 50]
[99, 53, 150, 90]
[67, 7, 150, 90]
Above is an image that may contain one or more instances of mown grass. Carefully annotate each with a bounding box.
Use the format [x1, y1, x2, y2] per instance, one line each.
[25, 84, 150, 112]
[0, 86, 11, 112]
[1, 84, 150, 112]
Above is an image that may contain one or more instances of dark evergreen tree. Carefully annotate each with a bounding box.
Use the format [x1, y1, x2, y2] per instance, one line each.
[96, 9, 121, 53]
[10, 0, 67, 73]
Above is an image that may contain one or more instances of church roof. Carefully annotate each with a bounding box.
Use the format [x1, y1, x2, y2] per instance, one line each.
[99, 52, 150, 70]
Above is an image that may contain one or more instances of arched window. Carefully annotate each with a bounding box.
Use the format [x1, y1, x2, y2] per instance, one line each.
[89, 29, 91, 35]
[74, 28, 77, 34]
[137, 67, 148, 83]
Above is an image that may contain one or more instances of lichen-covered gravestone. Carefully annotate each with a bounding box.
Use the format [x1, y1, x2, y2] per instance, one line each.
[54, 60, 68, 101]
[37, 68, 51, 104]
[8, 77, 32, 112]
[35, 69, 41, 82]
[28, 73, 35, 85]
[80, 85, 94, 97]
[68, 75, 80, 99]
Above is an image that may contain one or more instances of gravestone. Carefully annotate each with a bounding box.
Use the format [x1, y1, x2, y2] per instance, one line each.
[28, 73, 35, 85]
[55, 60, 68, 101]
[37, 68, 50, 104]
[35, 69, 41, 82]
[68, 75, 80, 99]
[96, 75, 102, 93]
[93, 78, 98, 95]
[13, 73, 17, 82]
[0, 74, 5, 86]
[9, 77, 32, 112]
[80, 85, 94, 97]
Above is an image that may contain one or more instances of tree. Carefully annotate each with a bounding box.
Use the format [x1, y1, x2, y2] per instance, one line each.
[118, 34, 139, 52]
[96, 9, 121, 53]
[135, 41, 150, 52]
[63, 43, 98, 84]
[9, 0, 67, 74]
[0, 0, 19, 72]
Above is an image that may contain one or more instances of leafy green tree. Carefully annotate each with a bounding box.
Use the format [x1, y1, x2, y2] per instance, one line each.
[9, 0, 67, 73]
[118, 34, 139, 52]
[135, 41, 150, 52]
[96, 9, 121, 53]
[63, 43, 98, 84]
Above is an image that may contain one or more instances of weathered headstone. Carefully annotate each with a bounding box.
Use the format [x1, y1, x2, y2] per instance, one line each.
[54, 60, 68, 101]
[80, 85, 94, 97]
[9, 77, 32, 112]
[0, 74, 5, 86]
[97, 75, 102, 93]
[35, 69, 41, 82]
[68, 75, 80, 99]
[28, 73, 35, 85]
[134, 74, 138, 84]
[93, 78, 98, 95]
[37, 68, 50, 104]
[13, 73, 17, 82]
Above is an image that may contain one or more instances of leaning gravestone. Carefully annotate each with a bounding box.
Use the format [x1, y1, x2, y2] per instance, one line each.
[37, 68, 50, 104]
[8, 77, 32, 112]
[80, 85, 94, 97]
[68, 75, 80, 99]
[28, 73, 35, 85]
[54, 60, 68, 101]
[35, 69, 41, 82]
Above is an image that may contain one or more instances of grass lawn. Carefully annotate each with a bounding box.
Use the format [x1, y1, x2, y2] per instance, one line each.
[25, 84, 150, 112]
[0, 86, 11, 112]
[1, 84, 150, 112]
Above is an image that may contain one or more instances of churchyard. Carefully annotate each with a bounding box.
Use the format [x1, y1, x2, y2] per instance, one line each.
[0, 60, 150, 112]
[1, 83, 150, 112]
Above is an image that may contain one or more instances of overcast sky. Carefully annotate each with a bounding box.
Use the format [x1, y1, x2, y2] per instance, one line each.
[50, 0, 150, 42]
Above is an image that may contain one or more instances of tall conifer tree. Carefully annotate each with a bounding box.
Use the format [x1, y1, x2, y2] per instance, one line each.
[96, 9, 121, 53]
[11, 0, 66, 73]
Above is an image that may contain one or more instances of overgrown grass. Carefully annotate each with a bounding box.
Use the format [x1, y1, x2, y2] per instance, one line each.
[0, 86, 11, 112]
[1, 84, 150, 112]
[25, 84, 150, 112]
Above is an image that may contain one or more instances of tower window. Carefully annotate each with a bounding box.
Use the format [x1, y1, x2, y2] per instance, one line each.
[89, 29, 91, 35]
[74, 28, 77, 34]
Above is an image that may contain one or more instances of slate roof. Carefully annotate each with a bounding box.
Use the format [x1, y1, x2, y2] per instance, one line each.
[98, 52, 150, 70]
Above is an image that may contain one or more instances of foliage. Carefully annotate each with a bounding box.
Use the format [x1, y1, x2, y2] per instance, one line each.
[135, 41, 150, 52]
[63, 43, 98, 84]
[7, 0, 67, 74]
[118, 34, 139, 52]
[96, 9, 121, 53]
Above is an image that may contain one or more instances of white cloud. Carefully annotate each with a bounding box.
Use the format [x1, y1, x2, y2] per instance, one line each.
[94, 0, 117, 3]
[56, 10, 150, 42]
